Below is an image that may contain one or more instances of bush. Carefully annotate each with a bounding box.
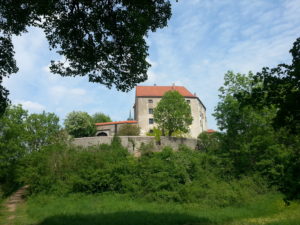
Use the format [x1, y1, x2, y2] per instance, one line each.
[197, 131, 221, 152]
[19, 143, 270, 207]
[118, 124, 140, 136]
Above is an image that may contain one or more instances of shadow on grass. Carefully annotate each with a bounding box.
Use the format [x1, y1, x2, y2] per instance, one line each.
[38, 211, 214, 225]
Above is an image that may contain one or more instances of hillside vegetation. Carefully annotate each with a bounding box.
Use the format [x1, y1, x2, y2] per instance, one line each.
[1, 37, 300, 225]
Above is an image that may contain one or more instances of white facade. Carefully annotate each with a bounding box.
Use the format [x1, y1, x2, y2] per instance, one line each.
[134, 94, 207, 138]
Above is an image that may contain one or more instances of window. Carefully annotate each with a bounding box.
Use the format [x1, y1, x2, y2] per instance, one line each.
[186, 100, 190, 104]
[149, 118, 154, 124]
[149, 108, 153, 114]
[148, 99, 153, 103]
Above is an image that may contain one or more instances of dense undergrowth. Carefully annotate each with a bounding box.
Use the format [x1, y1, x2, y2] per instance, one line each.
[18, 137, 270, 208]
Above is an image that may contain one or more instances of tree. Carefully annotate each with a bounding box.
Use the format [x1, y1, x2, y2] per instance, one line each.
[153, 90, 192, 136]
[0, 1, 173, 115]
[118, 124, 140, 136]
[214, 71, 288, 182]
[0, 105, 28, 194]
[246, 37, 300, 134]
[236, 38, 300, 200]
[64, 111, 96, 137]
[25, 112, 60, 152]
[92, 112, 112, 123]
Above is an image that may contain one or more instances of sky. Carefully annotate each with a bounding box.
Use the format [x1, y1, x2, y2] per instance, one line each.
[3, 0, 300, 130]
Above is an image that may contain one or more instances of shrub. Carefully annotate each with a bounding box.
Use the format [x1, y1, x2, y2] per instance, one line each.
[19, 143, 270, 207]
[118, 124, 140, 136]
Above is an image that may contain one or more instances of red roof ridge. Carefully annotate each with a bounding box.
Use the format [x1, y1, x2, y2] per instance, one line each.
[95, 120, 138, 126]
[136, 85, 195, 97]
[206, 129, 216, 133]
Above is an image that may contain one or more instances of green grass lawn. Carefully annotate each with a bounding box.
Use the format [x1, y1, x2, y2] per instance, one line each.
[2, 193, 300, 225]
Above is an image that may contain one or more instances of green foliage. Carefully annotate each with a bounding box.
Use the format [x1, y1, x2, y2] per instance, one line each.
[146, 127, 161, 143]
[249, 37, 300, 134]
[25, 112, 60, 152]
[140, 142, 156, 156]
[153, 91, 193, 136]
[235, 38, 300, 200]
[92, 113, 112, 123]
[213, 71, 288, 180]
[0, 105, 62, 196]
[20, 143, 269, 207]
[0, 1, 173, 115]
[213, 70, 300, 200]
[197, 131, 221, 152]
[0, 36, 18, 116]
[117, 124, 140, 136]
[0, 105, 28, 194]
[64, 111, 96, 138]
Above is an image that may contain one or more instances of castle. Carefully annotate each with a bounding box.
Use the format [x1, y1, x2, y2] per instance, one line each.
[96, 85, 207, 138]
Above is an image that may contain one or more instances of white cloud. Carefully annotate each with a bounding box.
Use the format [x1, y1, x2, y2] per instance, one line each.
[14, 100, 45, 112]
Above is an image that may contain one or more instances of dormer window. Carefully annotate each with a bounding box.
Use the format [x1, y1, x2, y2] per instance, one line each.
[148, 99, 153, 103]
[186, 100, 190, 104]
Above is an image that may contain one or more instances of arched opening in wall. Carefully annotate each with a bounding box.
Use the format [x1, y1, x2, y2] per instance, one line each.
[97, 132, 108, 136]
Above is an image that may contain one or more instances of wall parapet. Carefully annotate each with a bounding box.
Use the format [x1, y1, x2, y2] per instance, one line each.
[72, 136, 197, 154]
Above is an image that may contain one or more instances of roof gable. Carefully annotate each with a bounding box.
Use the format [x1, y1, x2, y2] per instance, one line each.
[136, 86, 195, 97]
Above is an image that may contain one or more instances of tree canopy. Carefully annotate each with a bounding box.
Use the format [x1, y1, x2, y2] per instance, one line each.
[153, 90, 193, 136]
[25, 112, 60, 152]
[242, 37, 300, 134]
[0, 0, 173, 115]
[92, 112, 112, 123]
[214, 69, 300, 200]
[64, 111, 96, 138]
[213, 71, 286, 177]
[0, 105, 61, 194]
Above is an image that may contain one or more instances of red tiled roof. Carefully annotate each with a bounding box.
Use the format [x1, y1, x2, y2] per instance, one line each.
[206, 129, 216, 133]
[95, 120, 138, 126]
[136, 86, 195, 97]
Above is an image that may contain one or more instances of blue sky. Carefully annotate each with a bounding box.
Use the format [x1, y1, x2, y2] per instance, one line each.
[3, 0, 300, 130]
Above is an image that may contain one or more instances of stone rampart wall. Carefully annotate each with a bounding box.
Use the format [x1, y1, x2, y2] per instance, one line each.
[72, 136, 197, 154]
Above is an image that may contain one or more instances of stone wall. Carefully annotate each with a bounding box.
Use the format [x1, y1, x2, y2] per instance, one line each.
[72, 136, 198, 154]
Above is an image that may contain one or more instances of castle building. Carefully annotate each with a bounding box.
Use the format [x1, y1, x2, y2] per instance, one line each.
[95, 120, 138, 136]
[133, 85, 207, 138]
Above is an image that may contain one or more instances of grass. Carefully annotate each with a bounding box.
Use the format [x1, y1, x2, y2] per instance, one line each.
[1, 193, 299, 225]
[0, 199, 7, 225]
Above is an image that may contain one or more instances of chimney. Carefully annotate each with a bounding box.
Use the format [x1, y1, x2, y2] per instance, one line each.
[172, 83, 175, 89]
[194, 92, 197, 96]
[154, 83, 156, 86]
